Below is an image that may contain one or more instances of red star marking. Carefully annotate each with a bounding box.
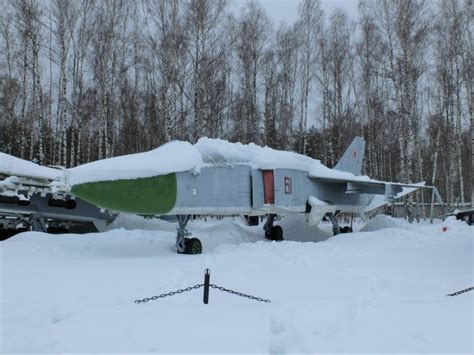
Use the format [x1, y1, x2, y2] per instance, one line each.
[353, 149, 357, 158]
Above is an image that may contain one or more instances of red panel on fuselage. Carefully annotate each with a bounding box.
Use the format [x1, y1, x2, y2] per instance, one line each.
[262, 170, 274, 204]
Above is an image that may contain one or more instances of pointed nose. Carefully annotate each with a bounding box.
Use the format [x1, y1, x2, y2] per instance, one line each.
[71, 173, 177, 215]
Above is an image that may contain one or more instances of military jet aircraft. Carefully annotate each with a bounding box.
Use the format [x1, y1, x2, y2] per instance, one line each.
[1, 137, 438, 254]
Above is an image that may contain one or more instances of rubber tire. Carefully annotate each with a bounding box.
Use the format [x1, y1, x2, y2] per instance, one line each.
[264, 230, 273, 240]
[244, 215, 259, 226]
[184, 237, 202, 254]
[341, 226, 353, 233]
[47, 226, 69, 234]
[271, 225, 284, 241]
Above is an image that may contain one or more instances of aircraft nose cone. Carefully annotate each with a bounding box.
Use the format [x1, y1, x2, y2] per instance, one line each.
[71, 173, 177, 215]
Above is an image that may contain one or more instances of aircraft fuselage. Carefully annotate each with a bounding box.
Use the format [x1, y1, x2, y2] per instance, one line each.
[72, 165, 373, 218]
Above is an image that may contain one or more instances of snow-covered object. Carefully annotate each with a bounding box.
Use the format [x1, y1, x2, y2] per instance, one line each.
[68, 141, 203, 185]
[67, 138, 371, 185]
[196, 138, 370, 181]
[360, 214, 410, 232]
[276, 214, 332, 242]
[0, 153, 62, 181]
[2, 217, 472, 353]
[0, 176, 28, 199]
[0, 138, 415, 189]
[196, 138, 315, 169]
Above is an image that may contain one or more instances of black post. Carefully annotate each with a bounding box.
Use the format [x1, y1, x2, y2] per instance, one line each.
[203, 268, 210, 304]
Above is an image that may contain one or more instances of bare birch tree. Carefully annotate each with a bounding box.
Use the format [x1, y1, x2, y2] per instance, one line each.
[295, 0, 322, 154]
[234, 0, 269, 144]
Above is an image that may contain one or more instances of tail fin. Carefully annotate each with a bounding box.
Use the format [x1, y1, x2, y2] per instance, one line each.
[334, 136, 365, 176]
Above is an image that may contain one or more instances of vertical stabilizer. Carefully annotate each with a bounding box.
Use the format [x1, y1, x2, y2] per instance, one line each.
[334, 136, 365, 176]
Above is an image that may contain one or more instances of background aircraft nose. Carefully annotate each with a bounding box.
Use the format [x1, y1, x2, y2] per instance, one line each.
[71, 173, 177, 215]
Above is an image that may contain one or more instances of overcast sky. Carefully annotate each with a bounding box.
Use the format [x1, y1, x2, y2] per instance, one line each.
[237, 0, 360, 23]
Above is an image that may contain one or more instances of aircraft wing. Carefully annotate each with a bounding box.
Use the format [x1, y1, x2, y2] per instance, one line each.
[309, 174, 439, 221]
[309, 173, 426, 197]
[307, 135, 427, 199]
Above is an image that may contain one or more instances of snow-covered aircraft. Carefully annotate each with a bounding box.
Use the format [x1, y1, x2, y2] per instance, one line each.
[0, 153, 115, 239]
[1, 137, 436, 254]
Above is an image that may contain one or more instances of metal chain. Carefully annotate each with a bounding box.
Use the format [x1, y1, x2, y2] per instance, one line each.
[135, 283, 271, 304]
[210, 284, 271, 303]
[134, 284, 203, 304]
[135, 282, 472, 303]
[446, 286, 474, 297]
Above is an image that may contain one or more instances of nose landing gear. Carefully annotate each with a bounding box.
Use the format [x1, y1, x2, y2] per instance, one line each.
[263, 214, 284, 241]
[184, 237, 202, 254]
[176, 215, 202, 254]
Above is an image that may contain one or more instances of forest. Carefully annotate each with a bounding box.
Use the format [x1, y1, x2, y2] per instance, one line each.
[0, 0, 472, 208]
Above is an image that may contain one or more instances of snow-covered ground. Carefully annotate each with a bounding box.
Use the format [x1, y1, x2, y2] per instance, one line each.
[1, 215, 473, 354]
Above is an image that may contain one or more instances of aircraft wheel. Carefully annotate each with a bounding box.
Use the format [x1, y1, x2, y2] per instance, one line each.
[341, 226, 353, 233]
[47, 226, 69, 234]
[265, 226, 284, 241]
[272, 226, 284, 241]
[265, 230, 272, 240]
[184, 237, 202, 255]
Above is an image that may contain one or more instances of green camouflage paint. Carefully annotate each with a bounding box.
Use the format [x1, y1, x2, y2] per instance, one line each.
[71, 173, 177, 214]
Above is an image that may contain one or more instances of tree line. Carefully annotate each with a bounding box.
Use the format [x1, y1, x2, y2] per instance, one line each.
[0, 0, 472, 208]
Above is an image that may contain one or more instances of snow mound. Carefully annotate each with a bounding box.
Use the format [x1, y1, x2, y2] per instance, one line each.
[196, 219, 261, 251]
[360, 214, 411, 232]
[277, 214, 332, 242]
[108, 213, 178, 232]
[108, 214, 262, 253]
[2, 218, 473, 353]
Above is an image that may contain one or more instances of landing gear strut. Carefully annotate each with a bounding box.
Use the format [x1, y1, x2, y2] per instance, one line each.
[327, 213, 353, 235]
[264, 214, 284, 241]
[176, 215, 202, 254]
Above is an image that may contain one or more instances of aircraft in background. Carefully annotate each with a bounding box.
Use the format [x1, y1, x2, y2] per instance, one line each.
[1, 137, 441, 254]
[0, 153, 115, 240]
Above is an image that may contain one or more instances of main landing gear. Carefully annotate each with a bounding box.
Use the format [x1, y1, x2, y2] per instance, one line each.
[326, 213, 353, 235]
[264, 214, 284, 241]
[175, 215, 202, 255]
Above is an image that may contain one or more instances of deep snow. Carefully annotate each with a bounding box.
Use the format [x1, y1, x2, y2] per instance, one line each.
[1, 215, 473, 353]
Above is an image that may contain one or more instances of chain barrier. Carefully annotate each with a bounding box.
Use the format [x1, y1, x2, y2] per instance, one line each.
[210, 284, 271, 303]
[135, 270, 472, 304]
[446, 286, 474, 297]
[134, 269, 271, 304]
[134, 284, 203, 304]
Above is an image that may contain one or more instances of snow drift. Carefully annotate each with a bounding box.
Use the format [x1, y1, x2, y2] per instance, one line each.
[1, 216, 472, 353]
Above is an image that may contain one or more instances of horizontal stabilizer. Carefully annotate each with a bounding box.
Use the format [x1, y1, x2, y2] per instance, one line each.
[334, 137, 365, 176]
[362, 182, 428, 217]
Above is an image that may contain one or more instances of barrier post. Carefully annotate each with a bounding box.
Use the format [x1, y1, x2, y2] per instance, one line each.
[203, 269, 210, 304]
